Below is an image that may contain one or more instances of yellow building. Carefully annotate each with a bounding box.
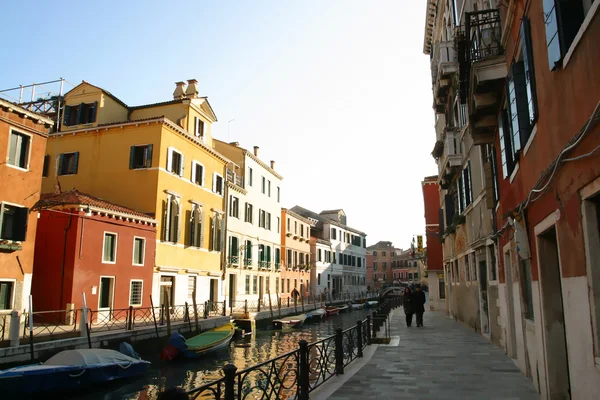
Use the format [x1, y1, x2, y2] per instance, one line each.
[42, 80, 229, 308]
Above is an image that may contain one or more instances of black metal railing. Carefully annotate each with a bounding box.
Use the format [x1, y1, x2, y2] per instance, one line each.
[22, 309, 79, 340]
[466, 9, 503, 63]
[0, 314, 6, 342]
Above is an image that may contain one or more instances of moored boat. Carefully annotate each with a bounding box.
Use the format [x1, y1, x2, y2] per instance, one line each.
[0, 347, 150, 395]
[325, 306, 340, 316]
[307, 308, 326, 322]
[161, 323, 235, 360]
[273, 314, 307, 329]
[337, 305, 349, 313]
[350, 302, 363, 309]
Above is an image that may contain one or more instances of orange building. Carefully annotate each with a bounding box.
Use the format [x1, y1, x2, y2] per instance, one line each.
[280, 209, 312, 299]
[0, 99, 53, 314]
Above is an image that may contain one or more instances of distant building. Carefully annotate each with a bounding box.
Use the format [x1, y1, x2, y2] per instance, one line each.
[281, 209, 311, 298]
[0, 99, 53, 314]
[31, 191, 157, 315]
[291, 207, 367, 295]
[422, 176, 444, 310]
[366, 241, 396, 289]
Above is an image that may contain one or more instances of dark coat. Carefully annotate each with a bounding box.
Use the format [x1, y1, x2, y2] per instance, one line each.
[413, 291, 426, 313]
[403, 292, 414, 314]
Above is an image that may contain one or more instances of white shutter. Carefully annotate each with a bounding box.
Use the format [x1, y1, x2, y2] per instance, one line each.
[167, 148, 173, 172]
[194, 117, 199, 137]
[180, 154, 185, 176]
[191, 162, 196, 183]
[212, 173, 217, 193]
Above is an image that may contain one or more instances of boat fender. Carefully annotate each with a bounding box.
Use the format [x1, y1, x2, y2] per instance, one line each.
[69, 368, 87, 378]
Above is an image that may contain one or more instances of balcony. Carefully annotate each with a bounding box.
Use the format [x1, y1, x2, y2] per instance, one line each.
[457, 9, 507, 145]
[438, 129, 463, 188]
[228, 255, 240, 267]
[243, 258, 253, 269]
[258, 261, 269, 270]
[226, 168, 244, 188]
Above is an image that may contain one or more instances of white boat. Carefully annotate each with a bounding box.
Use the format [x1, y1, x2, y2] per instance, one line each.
[307, 308, 326, 321]
[273, 314, 307, 329]
[363, 301, 379, 308]
[350, 303, 363, 309]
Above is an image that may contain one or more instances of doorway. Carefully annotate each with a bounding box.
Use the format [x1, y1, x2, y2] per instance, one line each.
[98, 277, 115, 321]
[504, 250, 518, 359]
[228, 274, 236, 307]
[210, 279, 218, 303]
[159, 276, 175, 307]
[537, 227, 571, 399]
[479, 258, 490, 335]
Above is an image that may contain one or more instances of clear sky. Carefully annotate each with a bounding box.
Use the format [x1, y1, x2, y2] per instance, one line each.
[1, 0, 438, 249]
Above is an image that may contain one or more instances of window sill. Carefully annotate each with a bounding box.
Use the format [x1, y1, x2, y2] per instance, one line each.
[562, 0, 600, 69]
[58, 173, 78, 177]
[523, 124, 537, 156]
[133, 263, 145, 267]
[509, 162, 520, 184]
[102, 261, 116, 265]
[6, 163, 29, 173]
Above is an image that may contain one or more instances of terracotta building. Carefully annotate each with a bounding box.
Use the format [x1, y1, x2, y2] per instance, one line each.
[0, 99, 53, 314]
[31, 191, 157, 316]
[280, 208, 312, 299]
[421, 176, 445, 310]
[366, 241, 395, 289]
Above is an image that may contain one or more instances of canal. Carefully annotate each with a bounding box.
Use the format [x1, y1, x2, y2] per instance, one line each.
[69, 308, 374, 399]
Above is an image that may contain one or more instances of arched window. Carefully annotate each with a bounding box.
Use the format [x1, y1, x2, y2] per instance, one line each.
[189, 205, 203, 248]
[163, 196, 180, 243]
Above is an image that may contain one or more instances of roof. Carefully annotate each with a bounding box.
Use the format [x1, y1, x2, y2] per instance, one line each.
[291, 205, 366, 236]
[129, 99, 184, 110]
[367, 241, 395, 250]
[423, 0, 439, 54]
[320, 209, 344, 214]
[34, 190, 155, 222]
[282, 208, 312, 225]
[0, 98, 54, 127]
[214, 139, 283, 180]
[65, 81, 129, 109]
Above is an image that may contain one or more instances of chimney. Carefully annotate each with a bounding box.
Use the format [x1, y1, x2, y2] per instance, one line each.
[253, 146, 259, 157]
[185, 79, 199, 98]
[270, 160, 275, 169]
[173, 81, 186, 99]
[229, 141, 240, 147]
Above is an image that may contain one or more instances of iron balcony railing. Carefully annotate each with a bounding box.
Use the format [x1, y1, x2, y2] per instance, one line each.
[226, 169, 244, 188]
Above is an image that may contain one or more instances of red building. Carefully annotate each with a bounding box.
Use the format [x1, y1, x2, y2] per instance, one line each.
[421, 176, 444, 310]
[31, 190, 157, 315]
[366, 241, 396, 289]
[366, 251, 374, 290]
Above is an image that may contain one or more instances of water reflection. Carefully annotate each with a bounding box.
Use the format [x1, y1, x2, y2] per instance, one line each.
[65, 309, 372, 400]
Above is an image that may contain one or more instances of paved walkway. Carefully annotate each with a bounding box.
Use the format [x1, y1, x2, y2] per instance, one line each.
[322, 310, 539, 400]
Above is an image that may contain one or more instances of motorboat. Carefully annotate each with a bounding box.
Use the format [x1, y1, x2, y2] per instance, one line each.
[273, 314, 307, 329]
[325, 306, 340, 316]
[0, 346, 150, 395]
[350, 303, 363, 310]
[161, 323, 235, 360]
[307, 308, 326, 322]
[363, 301, 379, 309]
[337, 305, 349, 313]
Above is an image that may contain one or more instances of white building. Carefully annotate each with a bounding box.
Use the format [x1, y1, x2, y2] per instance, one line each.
[291, 207, 367, 296]
[213, 141, 282, 306]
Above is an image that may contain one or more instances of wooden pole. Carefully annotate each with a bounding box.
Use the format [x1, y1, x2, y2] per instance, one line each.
[82, 292, 92, 349]
[277, 295, 281, 317]
[192, 290, 199, 333]
[28, 295, 34, 360]
[301, 294, 305, 313]
[150, 295, 160, 338]
[165, 289, 172, 336]
[268, 290, 274, 318]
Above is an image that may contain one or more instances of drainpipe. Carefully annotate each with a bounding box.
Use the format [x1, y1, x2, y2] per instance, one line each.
[59, 214, 73, 310]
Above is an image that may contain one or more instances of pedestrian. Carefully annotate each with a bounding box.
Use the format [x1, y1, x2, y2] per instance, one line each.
[291, 287, 300, 300]
[158, 386, 190, 400]
[331, 288, 337, 300]
[403, 287, 414, 327]
[413, 284, 426, 327]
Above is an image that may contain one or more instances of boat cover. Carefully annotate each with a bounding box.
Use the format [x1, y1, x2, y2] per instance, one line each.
[186, 324, 234, 350]
[44, 349, 141, 367]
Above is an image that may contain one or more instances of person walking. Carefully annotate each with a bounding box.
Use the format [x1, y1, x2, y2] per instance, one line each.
[413, 284, 426, 327]
[403, 287, 414, 327]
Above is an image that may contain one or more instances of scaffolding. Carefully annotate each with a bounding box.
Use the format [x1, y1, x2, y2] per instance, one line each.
[0, 78, 76, 131]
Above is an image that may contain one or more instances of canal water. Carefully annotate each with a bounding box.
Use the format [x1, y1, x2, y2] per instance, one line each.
[69, 308, 374, 400]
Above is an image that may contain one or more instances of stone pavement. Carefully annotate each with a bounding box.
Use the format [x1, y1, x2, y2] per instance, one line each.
[322, 310, 539, 400]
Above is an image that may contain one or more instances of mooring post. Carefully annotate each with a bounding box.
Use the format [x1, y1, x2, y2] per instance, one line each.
[128, 306, 134, 330]
[357, 320, 363, 358]
[298, 340, 310, 400]
[335, 328, 344, 375]
[366, 315, 372, 344]
[223, 363, 237, 400]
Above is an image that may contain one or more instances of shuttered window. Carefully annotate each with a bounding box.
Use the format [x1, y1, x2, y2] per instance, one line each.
[543, 0, 586, 70]
[7, 131, 30, 169]
[189, 205, 203, 248]
[521, 17, 538, 126]
[58, 152, 79, 175]
[102, 233, 117, 263]
[63, 102, 98, 126]
[42, 155, 50, 177]
[543, 0, 562, 70]
[0, 204, 28, 241]
[129, 145, 153, 169]
[163, 196, 180, 243]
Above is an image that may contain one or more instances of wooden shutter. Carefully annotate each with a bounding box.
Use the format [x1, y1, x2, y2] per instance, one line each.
[180, 154, 185, 176]
[58, 154, 64, 175]
[63, 106, 72, 126]
[209, 215, 215, 250]
[91, 101, 98, 122]
[145, 144, 153, 168]
[167, 149, 172, 171]
[511, 62, 532, 147]
[72, 152, 79, 174]
[76, 103, 84, 125]
[129, 146, 136, 169]
[14, 207, 29, 241]
[219, 217, 225, 252]
[42, 155, 49, 177]
[187, 209, 193, 246]
[162, 200, 169, 241]
[484, 161, 495, 209]
[199, 211, 205, 248]
[175, 202, 181, 243]
[520, 17, 538, 125]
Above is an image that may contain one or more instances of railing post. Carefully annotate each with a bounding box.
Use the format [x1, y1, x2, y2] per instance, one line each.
[223, 300, 226, 316]
[366, 315, 371, 344]
[128, 306, 133, 330]
[357, 320, 363, 358]
[204, 301, 208, 319]
[244, 299, 248, 315]
[257, 298, 261, 312]
[9, 310, 21, 347]
[223, 363, 237, 400]
[371, 312, 377, 338]
[335, 328, 344, 375]
[298, 340, 309, 400]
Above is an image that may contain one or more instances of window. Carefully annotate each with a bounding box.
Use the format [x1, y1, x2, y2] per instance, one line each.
[253, 276, 258, 294]
[42, 154, 49, 177]
[266, 212, 272, 230]
[261, 176, 266, 194]
[318, 249, 322, 262]
[63, 102, 97, 126]
[7, 130, 30, 170]
[275, 248, 281, 266]
[277, 217, 280, 233]
[129, 281, 143, 306]
[209, 213, 224, 251]
[245, 203, 253, 224]
[245, 275, 250, 294]
[498, 108, 515, 178]
[129, 145, 153, 169]
[229, 196, 239, 218]
[268, 180, 271, 197]
[194, 116, 204, 138]
[373, 251, 377, 256]
[506, 63, 529, 154]
[167, 148, 184, 176]
[277, 187, 280, 202]
[382, 251, 386, 257]
[373, 262, 378, 271]
[213, 173, 224, 195]
[521, 259, 534, 320]
[465, 256, 471, 281]
[189, 205, 203, 248]
[248, 168, 253, 186]
[300, 224, 304, 238]
[299, 253, 305, 265]
[294, 221, 298, 234]
[103, 233, 117, 263]
[191, 161, 204, 186]
[332, 252, 336, 263]
[317, 273, 321, 285]
[382, 262, 387, 270]
[188, 275, 197, 299]
[133, 237, 145, 265]
[543, 0, 591, 70]
[0, 281, 14, 310]
[331, 228, 337, 240]
[229, 236, 239, 259]
[483, 144, 500, 206]
[472, 254, 478, 281]
[0, 203, 28, 241]
[163, 196, 180, 243]
[276, 277, 279, 294]
[258, 209, 265, 228]
[58, 152, 79, 175]
[520, 17, 538, 127]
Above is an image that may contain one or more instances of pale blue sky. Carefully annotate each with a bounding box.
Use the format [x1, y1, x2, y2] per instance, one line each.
[1, 0, 437, 249]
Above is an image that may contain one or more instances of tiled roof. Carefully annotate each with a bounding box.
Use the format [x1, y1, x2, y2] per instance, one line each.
[34, 190, 153, 220]
[129, 99, 186, 110]
[291, 205, 366, 236]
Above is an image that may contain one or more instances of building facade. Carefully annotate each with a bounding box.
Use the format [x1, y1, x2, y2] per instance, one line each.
[425, 0, 600, 397]
[0, 99, 53, 314]
[366, 241, 395, 289]
[40, 80, 228, 310]
[422, 176, 445, 310]
[291, 207, 367, 296]
[280, 209, 311, 298]
[31, 191, 157, 315]
[213, 141, 282, 306]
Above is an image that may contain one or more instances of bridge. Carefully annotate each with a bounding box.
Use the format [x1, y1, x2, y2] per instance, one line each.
[378, 287, 404, 299]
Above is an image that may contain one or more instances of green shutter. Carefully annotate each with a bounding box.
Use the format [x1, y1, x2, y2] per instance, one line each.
[175, 203, 181, 243]
[72, 152, 79, 174]
[199, 211, 205, 248]
[42, 155, 49, 177]
[521, 17, 538, 125]
[145, 144, 153, 168]
[129, 146, 136, 169]
[91, 101, 98, 122]
[58, 154, 65, 175]
[63, 106, 72, 126]
[76, 103, 83, 125]
[162, 200, 169, 241]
